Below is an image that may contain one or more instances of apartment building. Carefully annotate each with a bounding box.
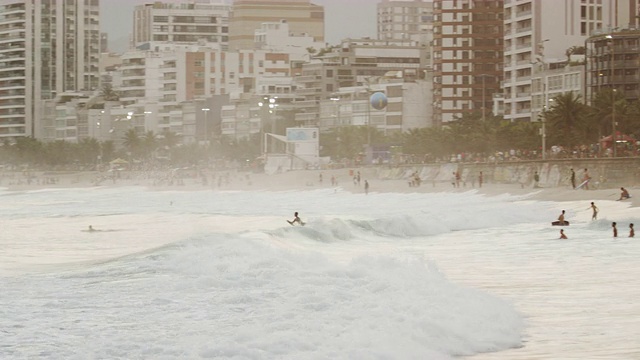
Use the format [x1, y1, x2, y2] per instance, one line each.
[294, 38, 429, 127]
[503, 0, 630, 122]
[318, 80, 432, 134]
[585, 29, 640, 104]
[0, 0, 100, 141]
[133, 0, 230, 49]
[228, 0, 324, 50]
[530, 60, 584, 120]
[377, 0, 434, 45]
[432, 0, 503, 125]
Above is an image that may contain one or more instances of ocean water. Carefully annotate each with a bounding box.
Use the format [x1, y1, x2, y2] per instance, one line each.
[1, 186, 639, 359]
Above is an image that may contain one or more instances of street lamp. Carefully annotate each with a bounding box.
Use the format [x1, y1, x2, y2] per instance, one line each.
[258, 96, 277, 154]
[540, 98, 553, 160]
[606, 34, 616, 157]
[330, 96, 340, 127]
[201, 108, 210, 146]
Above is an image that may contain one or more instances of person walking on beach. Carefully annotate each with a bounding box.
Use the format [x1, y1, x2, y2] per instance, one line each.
[589, 202, 598, 220]
[364, 180, 369, 195]
[612, 222, 618, 238]
[533, 171, 540, 188]
[629, 223, 635, 238]
[478, 171, 483, 188]
[559, 229, 568, 239]
[570, 168, 576, 189]
[583, 169, 591, 190]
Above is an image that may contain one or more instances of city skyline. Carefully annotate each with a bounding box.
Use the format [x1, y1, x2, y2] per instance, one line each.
[101, 0, 379, 53]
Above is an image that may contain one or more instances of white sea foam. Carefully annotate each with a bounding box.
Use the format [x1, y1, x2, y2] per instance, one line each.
[1, 187, 639, 359]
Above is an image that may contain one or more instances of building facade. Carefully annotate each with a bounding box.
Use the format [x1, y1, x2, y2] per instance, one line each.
[377, 0, 434, 45]
[432, 0, 503, 125]
[502, 0, 630, 123]
[132, 0, 230, 49]
[228, 0, 324, 51]
[585, 29, 640, 104]
[0, 0, 100, 141]
[294, 38, 429, 127]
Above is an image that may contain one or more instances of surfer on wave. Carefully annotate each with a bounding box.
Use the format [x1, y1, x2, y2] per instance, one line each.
[287, 212, 305, 226]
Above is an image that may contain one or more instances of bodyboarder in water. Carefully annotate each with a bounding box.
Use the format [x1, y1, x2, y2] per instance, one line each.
[287, 212, 305, 226]
[555, 210, 568, 225]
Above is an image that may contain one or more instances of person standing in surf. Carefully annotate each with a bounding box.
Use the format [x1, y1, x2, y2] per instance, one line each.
[612, 222, 618, 238]
[559, 229, 567, 239]
[590, 202, 598, 220]
[629, 223, 634, 238]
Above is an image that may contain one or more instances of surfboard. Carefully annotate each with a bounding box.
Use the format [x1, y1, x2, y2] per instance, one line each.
[287, 220, 305, 226]
[574, 179, 589, 190]
[551, 221, 570, 226]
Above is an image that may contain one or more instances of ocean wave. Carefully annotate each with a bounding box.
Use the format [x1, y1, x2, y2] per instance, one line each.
[4, 234, 522, 359]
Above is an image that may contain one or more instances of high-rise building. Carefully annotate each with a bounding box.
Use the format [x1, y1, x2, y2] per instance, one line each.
[432, 0, 503, 125]
[228, 0, 324, 51]
[377, 0, 434, 45]
[503, 0, 631, 122]
[132, 0, 230, 49]
[585, 29, 640, 104]
[0, 0, 100, 141]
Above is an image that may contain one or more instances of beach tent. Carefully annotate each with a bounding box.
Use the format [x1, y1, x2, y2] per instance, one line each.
[600, 132, 635, 148]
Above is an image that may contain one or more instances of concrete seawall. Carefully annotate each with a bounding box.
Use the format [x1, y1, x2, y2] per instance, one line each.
[375, 158, 640, 190]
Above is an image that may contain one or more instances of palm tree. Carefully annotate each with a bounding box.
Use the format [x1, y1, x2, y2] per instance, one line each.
[587, 89, 630, 148]
[99, 83, 120, 101]
[544, 92, 587, 150]
[122, 129, 140, 157]
[141, 131, 157, 159]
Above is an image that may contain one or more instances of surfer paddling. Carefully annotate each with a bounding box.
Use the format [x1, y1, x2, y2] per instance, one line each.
[287, 212, 305, 226]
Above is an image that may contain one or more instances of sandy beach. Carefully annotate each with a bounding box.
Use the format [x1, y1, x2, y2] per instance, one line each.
[2, 167, 638, 210]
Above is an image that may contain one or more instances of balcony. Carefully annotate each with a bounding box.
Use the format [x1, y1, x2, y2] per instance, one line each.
[296, 88, 321, 96]
[295, 112, 318, 122]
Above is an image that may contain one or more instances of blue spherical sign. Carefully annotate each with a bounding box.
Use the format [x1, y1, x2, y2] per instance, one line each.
[370, 92, 388, 110]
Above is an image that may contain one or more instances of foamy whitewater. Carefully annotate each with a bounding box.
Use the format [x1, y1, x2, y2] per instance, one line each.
[1, 186, 639, 359]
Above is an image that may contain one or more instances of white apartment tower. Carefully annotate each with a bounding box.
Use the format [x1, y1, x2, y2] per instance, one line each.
[133, 0, 230, 49]
[0, 0, 100, 140]
[503, 0, 632, 122]
[377, 0, 434, 45]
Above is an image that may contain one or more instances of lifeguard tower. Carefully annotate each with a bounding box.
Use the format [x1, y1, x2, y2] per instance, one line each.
[263, 127, 320, 174]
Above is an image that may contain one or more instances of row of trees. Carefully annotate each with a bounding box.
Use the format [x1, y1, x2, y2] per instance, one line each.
[0, 89, 637, 169]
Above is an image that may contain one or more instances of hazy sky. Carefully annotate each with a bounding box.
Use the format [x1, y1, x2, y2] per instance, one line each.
[101, 0, 378, 52]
